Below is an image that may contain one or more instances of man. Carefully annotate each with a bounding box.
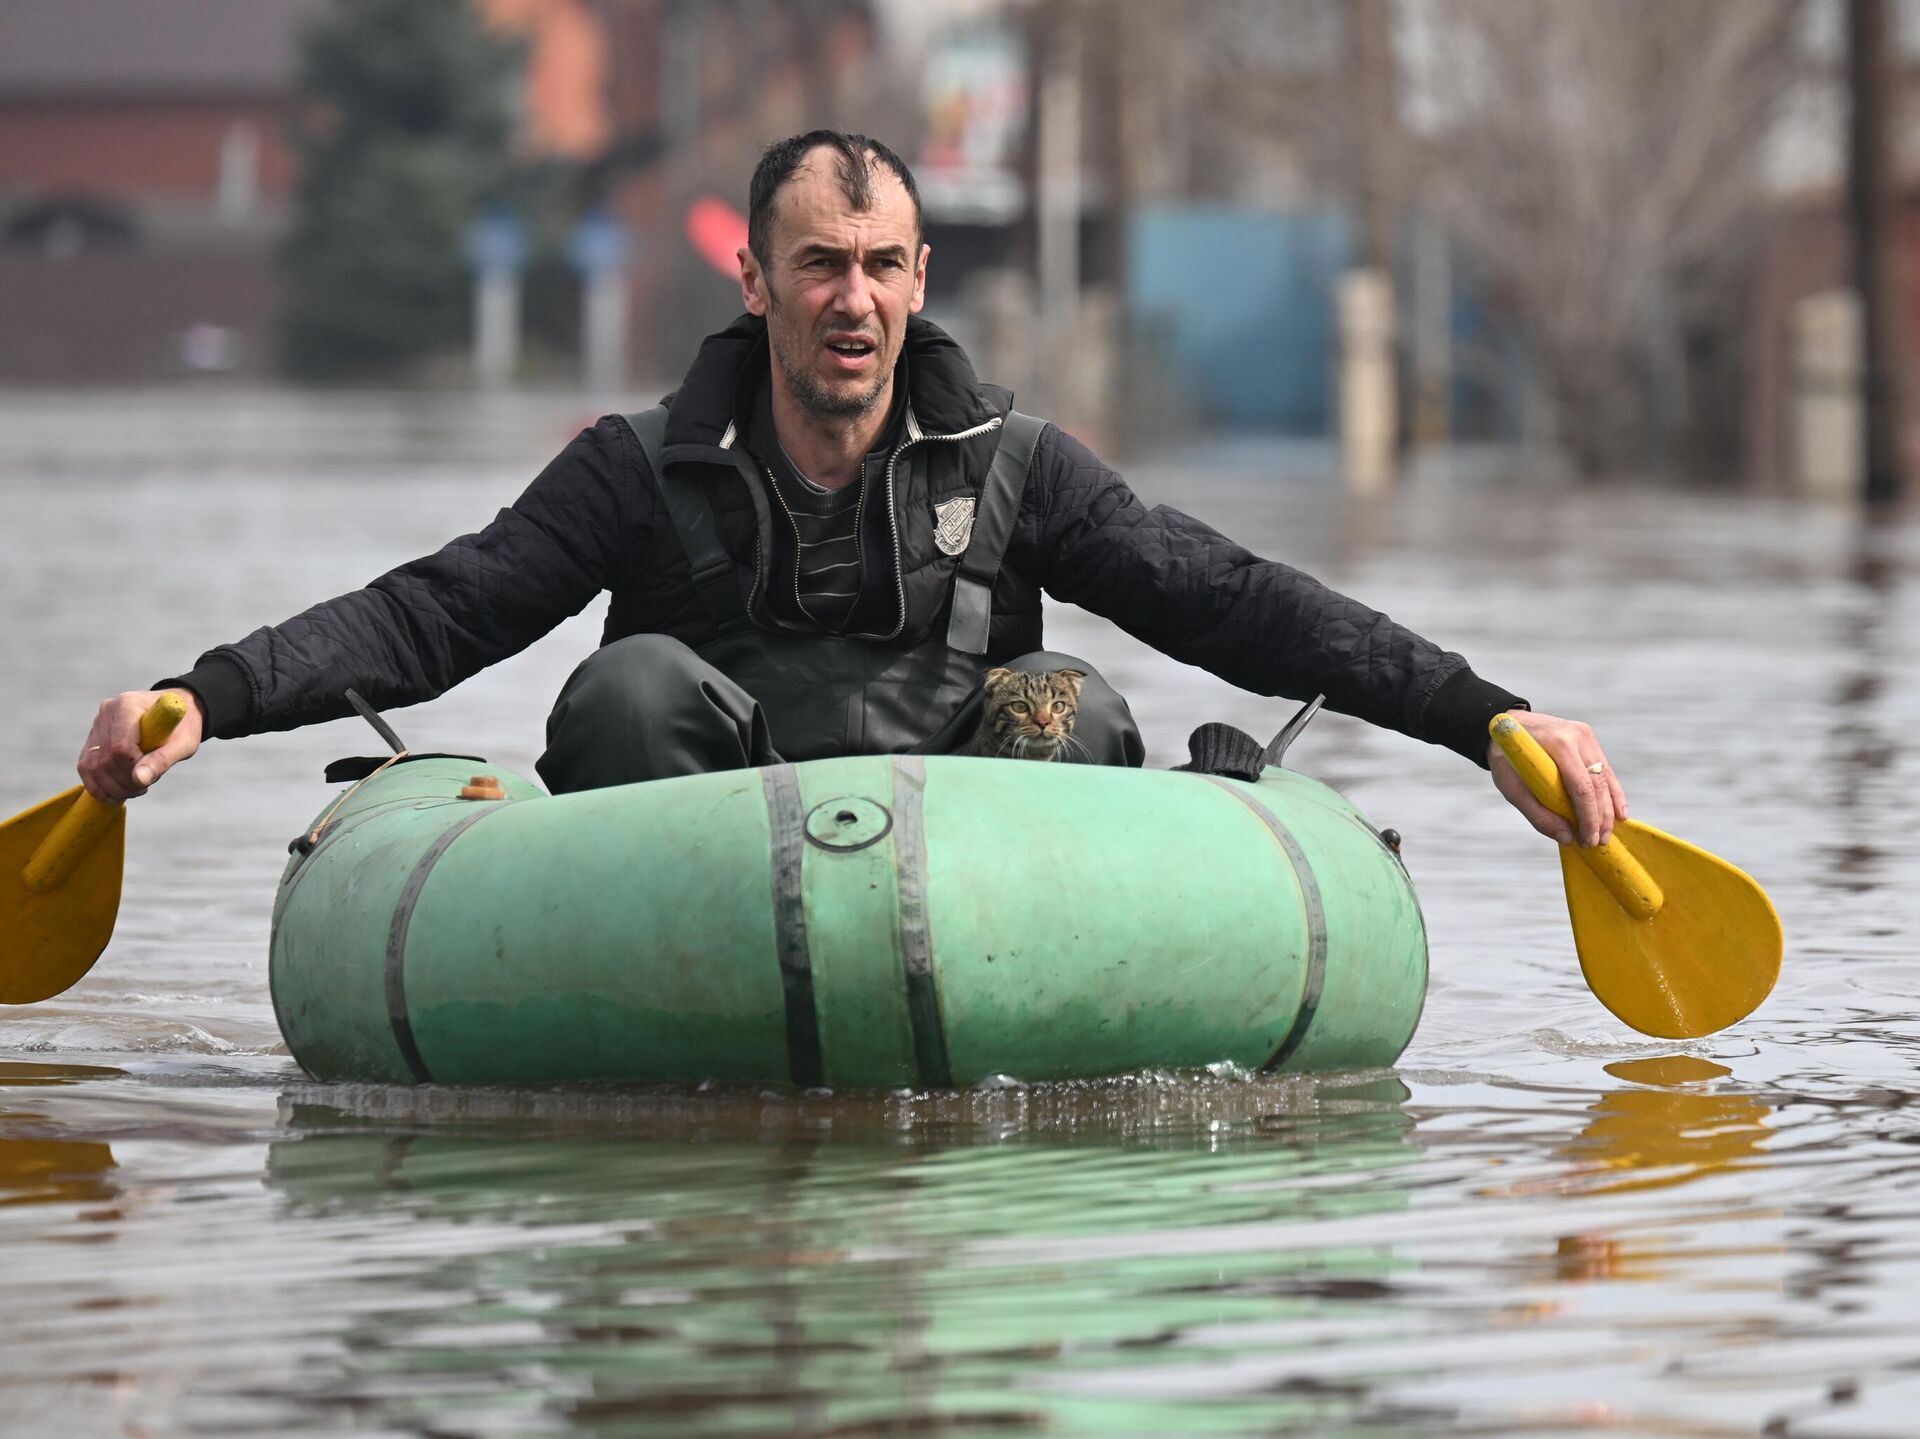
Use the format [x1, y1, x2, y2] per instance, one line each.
[78, 130, 1625, 849]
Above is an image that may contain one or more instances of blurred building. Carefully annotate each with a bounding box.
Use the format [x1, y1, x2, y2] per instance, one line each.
[0, 0, 325, 382]
[0, 0, 902, 386]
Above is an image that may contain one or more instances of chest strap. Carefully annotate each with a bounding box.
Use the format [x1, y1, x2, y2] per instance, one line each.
[946, 410, 1044, 656]
[632, 404, 1044, 654]
[625, 406, 751, 632]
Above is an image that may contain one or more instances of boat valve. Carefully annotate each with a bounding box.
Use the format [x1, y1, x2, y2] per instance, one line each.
[459, 775, 507, 801]
[1379, 828, 1402, 855]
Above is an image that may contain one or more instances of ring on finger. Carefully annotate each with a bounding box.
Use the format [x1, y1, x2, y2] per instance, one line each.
[1586, 761, 1606, 775]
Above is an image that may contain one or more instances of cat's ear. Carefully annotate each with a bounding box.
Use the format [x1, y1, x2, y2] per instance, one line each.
[1060, 669, 1086, 691]
[983, 667, 1013, 687]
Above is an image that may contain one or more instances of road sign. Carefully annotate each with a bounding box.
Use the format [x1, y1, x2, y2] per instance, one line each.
[463, 210, 528, 276]
[567, 210, 630, 277]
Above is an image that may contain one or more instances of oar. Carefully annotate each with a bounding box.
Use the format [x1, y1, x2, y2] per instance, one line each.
[1490, 713, 1782, 1038]
[1, 692, 189, 1005]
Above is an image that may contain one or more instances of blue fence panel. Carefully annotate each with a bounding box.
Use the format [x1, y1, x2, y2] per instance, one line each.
[1127, 205, 1352, 433]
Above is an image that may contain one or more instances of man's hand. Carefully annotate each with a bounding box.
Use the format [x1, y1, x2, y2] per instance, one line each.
[77, 690, 205, 802]
[1487, 710, 1626, 848]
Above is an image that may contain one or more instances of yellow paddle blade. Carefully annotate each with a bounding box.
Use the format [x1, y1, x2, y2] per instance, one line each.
[0, 786, 126, 1004]
[0, 692, 188, 1005]
[1490, 714, 1783, 1038]
[1559, 816, 1782, 1037]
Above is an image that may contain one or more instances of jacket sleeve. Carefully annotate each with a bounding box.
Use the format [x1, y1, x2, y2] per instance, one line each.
[1016, 424, 1524, 765]
[160, 416, 651, 739]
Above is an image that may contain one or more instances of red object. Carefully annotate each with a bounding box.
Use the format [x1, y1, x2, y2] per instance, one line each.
[686, 197, 750, 278]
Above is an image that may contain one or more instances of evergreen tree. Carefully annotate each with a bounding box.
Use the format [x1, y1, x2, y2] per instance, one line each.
[281, 0, 524, 379]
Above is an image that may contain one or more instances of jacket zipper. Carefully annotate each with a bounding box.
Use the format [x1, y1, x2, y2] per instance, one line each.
[746, 525, 766, 620]
[738, 410, 1005, 641]
[765, 463, 824, 627]
[873, 414, 1004, 640]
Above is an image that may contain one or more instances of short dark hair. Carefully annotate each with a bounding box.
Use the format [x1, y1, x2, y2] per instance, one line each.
[747, 130, 923, 268]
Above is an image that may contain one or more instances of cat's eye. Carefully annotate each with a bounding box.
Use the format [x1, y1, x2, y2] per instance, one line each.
[1009, 702, 1029, 714]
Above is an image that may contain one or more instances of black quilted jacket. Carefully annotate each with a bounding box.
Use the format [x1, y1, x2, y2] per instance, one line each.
[165, 315, 1522, 765]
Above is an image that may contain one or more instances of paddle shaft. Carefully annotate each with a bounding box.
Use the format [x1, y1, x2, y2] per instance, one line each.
[1489, 715, 1663, 921]
[22, 694, 189, 894]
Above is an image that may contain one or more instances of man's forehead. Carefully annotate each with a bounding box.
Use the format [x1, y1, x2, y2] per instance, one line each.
[771, 157, 917, 251]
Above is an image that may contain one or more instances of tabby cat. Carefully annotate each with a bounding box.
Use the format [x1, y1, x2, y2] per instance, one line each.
[958, 667, 1087, 761]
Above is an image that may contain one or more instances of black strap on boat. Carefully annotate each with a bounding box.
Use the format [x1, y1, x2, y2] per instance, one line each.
[891, 755, 954, 1088]
[384, 805, 502, 1083]
[761, 764, 827, 1088]
[945, 411, 1044, 656]
[626, 405, 752, 633]
[1195, 776, 1328, 1071]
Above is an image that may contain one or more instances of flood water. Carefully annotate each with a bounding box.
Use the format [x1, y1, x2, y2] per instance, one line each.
[2, 388, 1918, 1437]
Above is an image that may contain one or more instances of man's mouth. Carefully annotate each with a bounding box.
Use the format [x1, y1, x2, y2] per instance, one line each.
[824, 336, 877, 368]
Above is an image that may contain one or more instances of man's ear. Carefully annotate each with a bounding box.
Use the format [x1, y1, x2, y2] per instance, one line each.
[739, 247, 768, 316]
[910, 242, 930, 314]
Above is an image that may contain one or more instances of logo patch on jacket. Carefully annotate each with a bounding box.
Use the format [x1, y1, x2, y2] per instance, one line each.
[933, 497, 976, 556]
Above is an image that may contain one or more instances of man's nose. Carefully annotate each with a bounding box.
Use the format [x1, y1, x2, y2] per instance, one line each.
[835, 263, 876, 319]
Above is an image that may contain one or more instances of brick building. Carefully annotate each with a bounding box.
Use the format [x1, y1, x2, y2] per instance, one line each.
[0, 0, 326, 382]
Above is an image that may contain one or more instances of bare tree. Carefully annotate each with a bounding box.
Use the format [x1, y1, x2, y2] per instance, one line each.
[1416, 0, 1801, 476]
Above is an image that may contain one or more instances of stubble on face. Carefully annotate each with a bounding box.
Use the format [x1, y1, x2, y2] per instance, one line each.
[767, 285, 891, 420]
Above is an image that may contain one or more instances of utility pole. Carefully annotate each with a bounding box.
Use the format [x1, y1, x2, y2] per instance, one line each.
[1340, 0, 1400, 493]
[1036, 12, 1082, 343]
[1846, 0, 1909, 506]
[1351, 0, 1398, 274]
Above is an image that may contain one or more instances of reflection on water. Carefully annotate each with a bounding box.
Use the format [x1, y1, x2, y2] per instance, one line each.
[0, 1065, 124, 1208]
[5, 393, 1920, 1435]
[257, 1080, 1418, 1436]
[0, 1132, 117, 1208]
[1492, 1055, 1773, 1200]
[0, 1060, 125, 1087]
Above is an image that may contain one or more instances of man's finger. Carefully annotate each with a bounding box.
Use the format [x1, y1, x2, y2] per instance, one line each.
[1490, 754, 1575, 844]
[1514, 787, 1575, 844]
[1564, 757, 1615, 847]
[133, 733, 193, 787]
[107, 698, 148, 764]
[1606, 767, 1629, 820]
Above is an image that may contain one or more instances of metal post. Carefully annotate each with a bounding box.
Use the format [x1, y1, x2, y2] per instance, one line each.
[1846, 0, 1909, 505]
[1036, 19, 1081, 346]
[473, 271, 520, 387]
[583, 271, 629, 393]
[1413, 218, 1451, 445]
[1342, 0, 1399, 488]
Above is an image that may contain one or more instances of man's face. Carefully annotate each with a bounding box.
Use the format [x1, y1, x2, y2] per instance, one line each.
[740, 151, 929, 420]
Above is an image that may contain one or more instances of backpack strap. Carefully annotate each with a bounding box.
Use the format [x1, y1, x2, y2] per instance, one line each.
[625, 406, 751, 632]
[946, 411, 1045, 655]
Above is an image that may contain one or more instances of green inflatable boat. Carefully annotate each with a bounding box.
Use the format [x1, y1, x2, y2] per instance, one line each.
[269, 751, 1427, 1087]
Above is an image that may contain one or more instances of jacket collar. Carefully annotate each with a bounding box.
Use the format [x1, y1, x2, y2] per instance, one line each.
[663, 312, 1007, 453]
